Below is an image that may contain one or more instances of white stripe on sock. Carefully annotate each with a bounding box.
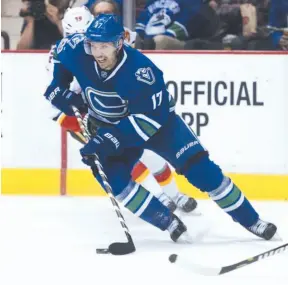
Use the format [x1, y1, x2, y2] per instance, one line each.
[223, 193, 245, 212]
[210, 181, 234, 201]
[121, 184, 140, 206]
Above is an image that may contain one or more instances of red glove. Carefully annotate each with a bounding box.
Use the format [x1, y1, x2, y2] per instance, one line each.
[57, 112, 83, 132]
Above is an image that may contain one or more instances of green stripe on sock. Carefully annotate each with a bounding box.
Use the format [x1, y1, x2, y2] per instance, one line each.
[167, 23, 187, 40]
[216, 186, 242, 209]
[223, 191, 242, 210]
[126, 186, 149, 213]
[134, 117, 158, 137]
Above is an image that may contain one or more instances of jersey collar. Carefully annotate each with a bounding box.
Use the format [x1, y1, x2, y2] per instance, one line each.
[93, 49, 127, 82]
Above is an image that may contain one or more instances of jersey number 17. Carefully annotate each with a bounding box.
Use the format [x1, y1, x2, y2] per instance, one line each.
[152, 91, 162, 110]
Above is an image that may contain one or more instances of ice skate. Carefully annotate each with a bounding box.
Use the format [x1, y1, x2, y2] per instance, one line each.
[157, 193, 177, 213]
[167, 214, 189, 242]
[246, 218, 277, 240]
[175, 194, 197, 213]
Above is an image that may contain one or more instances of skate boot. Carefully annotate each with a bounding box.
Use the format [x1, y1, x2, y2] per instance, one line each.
[175, 193, 198, 213]
[157, 193, 177, 213]
[247, 218, 277, 240]
[167, 214, 188, 242]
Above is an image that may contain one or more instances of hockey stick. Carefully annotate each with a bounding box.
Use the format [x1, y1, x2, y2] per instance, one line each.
[72, 106, 136, 255]
[169, 242, 288, 276]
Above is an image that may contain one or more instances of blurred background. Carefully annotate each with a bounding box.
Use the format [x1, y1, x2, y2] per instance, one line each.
[1, 0, 288, 51]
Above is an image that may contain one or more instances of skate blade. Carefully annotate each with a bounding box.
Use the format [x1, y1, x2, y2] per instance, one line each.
[179, 227, 210, 244]
[177, 231, 194, 244]
[270, 232, 283, 242]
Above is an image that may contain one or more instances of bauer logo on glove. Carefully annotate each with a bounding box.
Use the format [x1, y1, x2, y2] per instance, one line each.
[80, 128, 122, 166]
[104, 133, 120, 149]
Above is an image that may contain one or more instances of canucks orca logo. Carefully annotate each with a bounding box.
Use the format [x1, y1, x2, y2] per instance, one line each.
[135, 67, 155, 85]
[85, 87, 128, 119]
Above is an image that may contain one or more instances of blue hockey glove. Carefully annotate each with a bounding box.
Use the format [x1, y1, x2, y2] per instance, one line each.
[46, 87, 87, 116]
[80, 128, 121, 166]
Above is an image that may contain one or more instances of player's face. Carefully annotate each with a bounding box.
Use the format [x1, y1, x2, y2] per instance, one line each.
[90, 42, 117, 70]
[93, 2, 115, 16]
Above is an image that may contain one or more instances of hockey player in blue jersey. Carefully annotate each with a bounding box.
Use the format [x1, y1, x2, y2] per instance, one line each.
[44, 14, 277, 242]
[49, 4, 198, 215]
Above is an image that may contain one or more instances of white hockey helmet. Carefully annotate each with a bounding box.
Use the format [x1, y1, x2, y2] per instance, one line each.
[62, 6, 94, 37]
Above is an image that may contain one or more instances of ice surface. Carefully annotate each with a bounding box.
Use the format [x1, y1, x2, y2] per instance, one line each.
[0, 196, 287, 285]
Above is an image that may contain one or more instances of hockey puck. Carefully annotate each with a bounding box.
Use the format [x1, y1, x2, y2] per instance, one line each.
[169, 254, 178, 263]
[96, 248, 110, 254]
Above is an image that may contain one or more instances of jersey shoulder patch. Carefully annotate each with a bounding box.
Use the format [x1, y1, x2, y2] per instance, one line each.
[135, 67, 156, 85]
[56, 34, 85, 55]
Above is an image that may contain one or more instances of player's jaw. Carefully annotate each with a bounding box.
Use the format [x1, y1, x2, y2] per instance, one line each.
[91, 42, 118, 70]
[95, 55, 118, 70]
[95, 55, 108, 68]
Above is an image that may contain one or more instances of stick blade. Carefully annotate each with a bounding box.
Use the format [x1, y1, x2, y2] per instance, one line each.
[109, 242, 136, 255]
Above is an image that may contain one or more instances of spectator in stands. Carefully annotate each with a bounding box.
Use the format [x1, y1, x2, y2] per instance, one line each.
[193, 0, 257, 50]
[208, 1, 287, 50]
[85, 0, 122, 14]
[242, 0, 276, 50]
[210, 1, 257, 36]
[187, 0, 271, 50]
[134, 0, 220, 50]
[268, 0, 288, 50]
[89, 0, 120, 15]
[17, 0, 71, 50]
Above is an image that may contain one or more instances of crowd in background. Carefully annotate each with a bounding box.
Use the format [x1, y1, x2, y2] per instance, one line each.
[1, 0, 288, 50]
[135, 0, 288, 50]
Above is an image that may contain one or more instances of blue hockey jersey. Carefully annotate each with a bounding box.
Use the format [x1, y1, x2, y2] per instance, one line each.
[269, 0, 288, 46]
[135, 0, 203, 40]
[44, 34, 175, 145]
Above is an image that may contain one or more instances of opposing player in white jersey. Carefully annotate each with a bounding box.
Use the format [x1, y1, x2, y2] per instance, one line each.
[48, 5, 198, 214]
[46, 6, 93, 143]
